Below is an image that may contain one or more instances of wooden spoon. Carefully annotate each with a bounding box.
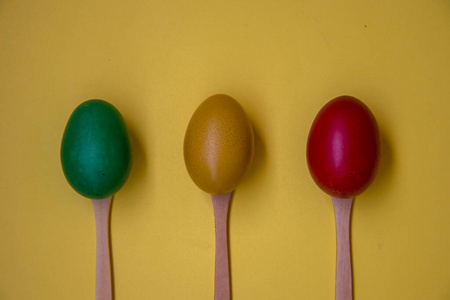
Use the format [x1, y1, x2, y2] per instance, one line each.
[307, 96, 381, 300]
[332, 197, 353, 300]
[184, 94, 254, 300]
[61, 99, 133, 300]
[211, 192, 232, 299]
[92, 196, 113, 300]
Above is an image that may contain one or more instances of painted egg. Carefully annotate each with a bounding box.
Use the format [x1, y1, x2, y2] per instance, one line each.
[307, 95, 380, 198]
[61, 99, 132, 199]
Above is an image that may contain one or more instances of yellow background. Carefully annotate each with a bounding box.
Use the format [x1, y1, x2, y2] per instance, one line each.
[1, 0, 449, 299]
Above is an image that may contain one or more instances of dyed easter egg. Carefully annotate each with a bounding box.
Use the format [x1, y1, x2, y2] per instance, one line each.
[307, 95, 380, 198]
[61, 99, 132, 199]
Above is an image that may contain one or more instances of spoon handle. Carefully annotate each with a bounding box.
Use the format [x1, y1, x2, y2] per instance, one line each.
[332, 197, 354, 300]
[211, 192, 232, 300]
[91, 196, 113, 300]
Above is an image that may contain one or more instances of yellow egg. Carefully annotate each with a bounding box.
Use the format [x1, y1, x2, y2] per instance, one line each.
[184, 94, 254, 195]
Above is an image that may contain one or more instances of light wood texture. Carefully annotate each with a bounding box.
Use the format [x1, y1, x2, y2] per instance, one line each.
[332, 197, 354, 300]
[92, 196, 113, 300]
[211, 192, 232, 300]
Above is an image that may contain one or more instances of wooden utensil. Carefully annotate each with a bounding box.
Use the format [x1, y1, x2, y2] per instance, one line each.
[307, 96, 381, 300]
[61, 100, 132, 300]
[184, 94, 254, 300]
[92, 197, 113, 300]
[211, 192, 232, 299]
[332, 197, 353, 300]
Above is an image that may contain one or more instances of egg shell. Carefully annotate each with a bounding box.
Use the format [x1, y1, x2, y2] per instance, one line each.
[61, 99, 132, 199]
[184, 94, 254, 195]
[307, 95, 380, 198]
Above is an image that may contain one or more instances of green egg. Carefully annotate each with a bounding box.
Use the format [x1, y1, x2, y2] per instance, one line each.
[61, 99, 132, 199]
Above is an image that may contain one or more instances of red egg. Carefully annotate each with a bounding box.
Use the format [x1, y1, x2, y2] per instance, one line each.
[307, 95, 380, 198]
